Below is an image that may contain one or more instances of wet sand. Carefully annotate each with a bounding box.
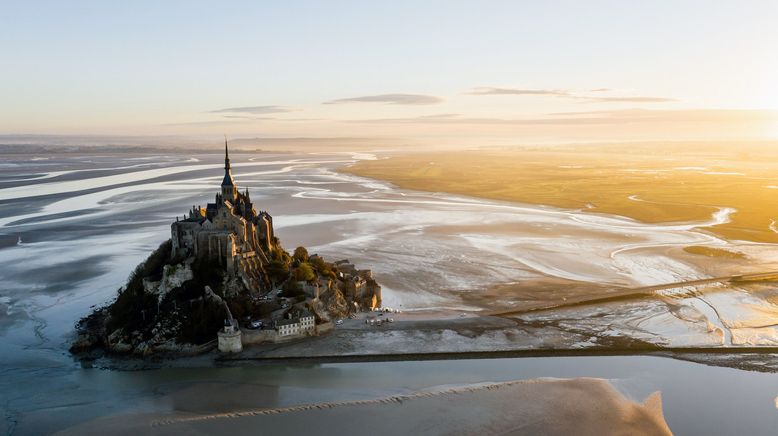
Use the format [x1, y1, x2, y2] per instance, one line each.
[58, 378, 670, 436]
[4, 150, 778, 433]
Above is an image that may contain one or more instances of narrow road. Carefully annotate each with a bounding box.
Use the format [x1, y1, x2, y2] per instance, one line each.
[489, 271, 778, 318]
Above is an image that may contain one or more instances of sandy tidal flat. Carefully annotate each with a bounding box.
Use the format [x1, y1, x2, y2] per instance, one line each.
[3, 151, 778, 351]
[59, 378, 671, 436]
[342, 145, 778, 243]
[4, 151, 778, 433]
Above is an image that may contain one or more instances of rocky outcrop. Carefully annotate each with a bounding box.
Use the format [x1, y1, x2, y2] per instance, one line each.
[143, 262, 194, 301]
[71, 239, 382, 358]
[69, 308, 108, 354]
[71, 147, 383, 358]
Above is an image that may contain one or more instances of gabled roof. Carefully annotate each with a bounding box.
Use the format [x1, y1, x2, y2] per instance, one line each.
[276, 318, 299, 326]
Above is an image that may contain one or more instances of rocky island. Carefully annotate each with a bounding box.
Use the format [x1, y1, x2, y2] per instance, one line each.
[71, 142, 381, 356]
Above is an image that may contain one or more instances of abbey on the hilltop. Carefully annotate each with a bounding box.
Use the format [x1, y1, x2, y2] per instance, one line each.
[72, 140, 386, 357]
[171, 141, 274, 290]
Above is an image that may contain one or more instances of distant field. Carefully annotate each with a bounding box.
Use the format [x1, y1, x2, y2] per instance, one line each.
[343, 143, 778, 243]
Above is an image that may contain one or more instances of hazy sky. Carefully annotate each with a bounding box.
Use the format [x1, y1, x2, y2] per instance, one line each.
[2, 1, 777, 144]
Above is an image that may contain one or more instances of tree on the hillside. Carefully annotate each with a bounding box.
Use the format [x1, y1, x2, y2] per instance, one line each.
[293, 246, 309, 263]
[309, 255, 327, 272]
[267, 258, 290, 284]
[293, 262, 315, 282]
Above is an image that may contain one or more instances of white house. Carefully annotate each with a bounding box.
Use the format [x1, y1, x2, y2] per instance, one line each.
[275, 318, 300, 336]
[299, 312, 315, 332]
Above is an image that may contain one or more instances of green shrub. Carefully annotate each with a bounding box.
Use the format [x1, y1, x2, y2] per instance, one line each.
[293, 246, 309, 263]
[267, 258, 290, 284]
[293, 262, 315, 282]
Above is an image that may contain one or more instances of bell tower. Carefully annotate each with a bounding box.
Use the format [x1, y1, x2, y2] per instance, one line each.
[221, 137, 237, 202]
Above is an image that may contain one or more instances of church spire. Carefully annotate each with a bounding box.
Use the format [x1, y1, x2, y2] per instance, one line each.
[224, 135, 231, 171]
[220, 136, 237, 201]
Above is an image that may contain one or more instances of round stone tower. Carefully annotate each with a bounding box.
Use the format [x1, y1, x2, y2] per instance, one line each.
[217, 320, 243, 353]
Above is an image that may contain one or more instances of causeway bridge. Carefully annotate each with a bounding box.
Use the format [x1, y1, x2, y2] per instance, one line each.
[489, 270, 778, 318]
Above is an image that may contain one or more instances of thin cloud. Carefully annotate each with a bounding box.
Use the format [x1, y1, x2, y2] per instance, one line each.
[323, 93, 443, 105]
[551, 108, 778, 122]
[160, 120, 251, 127]
[221, 115, 277, 120]
[469, 86, 675, 103]
[210, 105, 295, 115]
[163, 116, 327, 126]
[467, 87, 570, 96]
[346, 109, 778, 126]
[356, 115, 493, 124]
[574, 96, 678, 103]
[276, 117, 328, 122]
[346, 114, 616, 126]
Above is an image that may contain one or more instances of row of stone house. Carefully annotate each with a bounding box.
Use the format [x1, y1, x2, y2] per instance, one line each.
[275, 310, 316, 337]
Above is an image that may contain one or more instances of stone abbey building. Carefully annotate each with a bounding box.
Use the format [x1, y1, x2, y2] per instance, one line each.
[171, 142, 274, 291]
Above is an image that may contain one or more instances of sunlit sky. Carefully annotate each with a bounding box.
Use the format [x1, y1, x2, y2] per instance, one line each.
[2, 0, 777, 144]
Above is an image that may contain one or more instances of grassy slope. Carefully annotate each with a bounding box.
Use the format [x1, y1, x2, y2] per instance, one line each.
[343, 144, 778, 243]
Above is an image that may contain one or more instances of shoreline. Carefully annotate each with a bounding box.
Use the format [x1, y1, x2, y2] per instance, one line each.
[77, 309, 778, 374]
[220, 346, 778, 363]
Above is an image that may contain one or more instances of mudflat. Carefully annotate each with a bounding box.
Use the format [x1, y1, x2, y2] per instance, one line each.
[57, 377, 670, 436]
[343, 142, 778, 243]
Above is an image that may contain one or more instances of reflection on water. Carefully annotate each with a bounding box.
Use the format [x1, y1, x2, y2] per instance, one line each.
[5, 355, 778, 434]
